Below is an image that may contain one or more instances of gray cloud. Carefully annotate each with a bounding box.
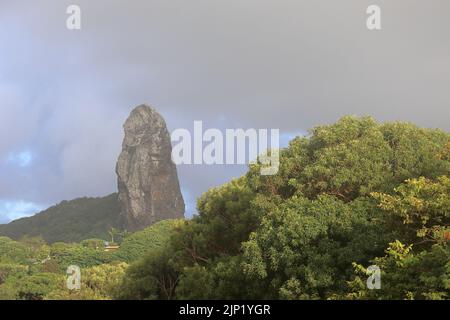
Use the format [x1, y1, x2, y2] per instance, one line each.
[0, 0, 449, 221]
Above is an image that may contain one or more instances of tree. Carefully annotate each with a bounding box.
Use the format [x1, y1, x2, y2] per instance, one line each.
[113, 220, 181, 263]
[116, 245, 179, 300]
[49, 242, 114, 271]
[15, 273, 63, 300]
[46, 262, 128, 300]
[343, 175, 449, 300]
[81, 239, 105, 250]
[241, 195, 387, 299]
[372, 176, 450, 247]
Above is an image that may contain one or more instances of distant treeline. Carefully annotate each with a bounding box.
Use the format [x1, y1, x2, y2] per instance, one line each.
[0, 193, 121, 243]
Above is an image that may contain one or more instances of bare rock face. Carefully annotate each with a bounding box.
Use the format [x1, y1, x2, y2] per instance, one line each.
[116, 104, 185, 231]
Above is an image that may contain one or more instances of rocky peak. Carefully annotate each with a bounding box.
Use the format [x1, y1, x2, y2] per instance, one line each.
[116, 104, 184, 231]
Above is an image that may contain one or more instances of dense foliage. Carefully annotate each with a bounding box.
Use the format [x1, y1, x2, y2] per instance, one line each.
[117, 117, 449, 300]
[0, 220, 179, 299]
[1, 116, 448, 300]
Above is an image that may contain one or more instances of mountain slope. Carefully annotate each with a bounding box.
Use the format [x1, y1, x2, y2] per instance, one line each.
[0, 193, 121, 243]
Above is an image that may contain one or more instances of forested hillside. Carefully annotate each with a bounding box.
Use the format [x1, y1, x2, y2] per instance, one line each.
[0, 194, 121, 243]
[0, 220, 180, 299]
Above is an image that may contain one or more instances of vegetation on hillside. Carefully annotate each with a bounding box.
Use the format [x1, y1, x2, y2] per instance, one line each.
[0, 220, 180, 300]
[0, 116, 448, 300]
[0, 194, 121, 243]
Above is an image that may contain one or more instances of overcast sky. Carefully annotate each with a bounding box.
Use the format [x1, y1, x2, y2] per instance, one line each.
[0, 0, 449, 223]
